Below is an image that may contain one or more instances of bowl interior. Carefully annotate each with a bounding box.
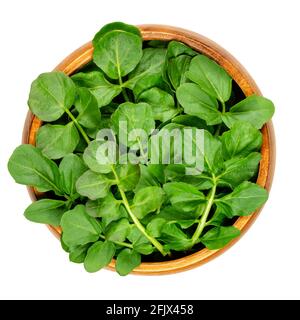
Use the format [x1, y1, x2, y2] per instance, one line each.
[23, 25, 275, 275]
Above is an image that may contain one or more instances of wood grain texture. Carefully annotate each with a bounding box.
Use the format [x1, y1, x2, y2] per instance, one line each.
[22, 25, 276, 275]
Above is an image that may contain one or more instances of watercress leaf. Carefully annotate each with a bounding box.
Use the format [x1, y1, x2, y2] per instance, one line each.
[166, 41, 197, 59]
[146, 218, 166, 237]
[157, 205, 199, 221]
[85, 192, 122, 219]
[84, 240, 115, 273]
[165, 163, 213, 190]
[59, 154, 87, 196]
[201, 226, 240, 249]
[116, 163, 140, 191]
[163, 182, 205, 212]
[215, 181, 268, 217]
[147, 40, 167, 48]
[24, 199, 66, 226]
[111, 102, 155, 146]
[138, 87, 178, 122]
[218, 152, 261, 189]
[125, 48, 166, 93]
[222, 95, 275, 129]
[206, 209, 228, 227]
[69, 244, 91, 263]
[161, 223, 188, 242]
[36, 123, 79, 160]
[93, 22, 141, 43]
[28, 71, 76, 121]
[134, 164, 165, 192]
[83, 140, 114, 174]
[176, 83, 222, 125]
[164, 238, 193, 251]
[61, 205, 102, 247]
[201, 130, 223, 174]
[132, 186, 165, 219]
[72, 71, 121, 108]
[74, 87, 101, 129]
[76, 170, 113, 200]
[127, 227, 153, 254]
[172, 115, 213, 132]
[167, 55, 192, 89]
[8, 144, 61, 194]
[221, 121, 262, 159]
[93, 30, 143, 80]
[105, 218, 131, 242]
[186, 55, 232, 102]
[116, 248, 141, 276]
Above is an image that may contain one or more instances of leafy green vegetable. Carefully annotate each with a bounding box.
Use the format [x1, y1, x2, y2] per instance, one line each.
[36, 123, 79, 159]
[8, 21, 275, 276]
[24, 199, 66, 226]
[72, 71, 121, 108]
[84, 240, 115, 272]
[28, 72, 76, 122]
[93, 30, 143, 80]
[116, 249, 141, 276]
[61, 205, 102, 247]
[201, 226, 241, 249]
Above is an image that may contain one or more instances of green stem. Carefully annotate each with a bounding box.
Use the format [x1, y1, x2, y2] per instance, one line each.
[65, 109, 91, 145]
[99, 235, 133, 249]
[118, 75, 130, 102]
[221, 100, 226, 113]
[191, 179, 217, 245]
[111, 165, 167, 256]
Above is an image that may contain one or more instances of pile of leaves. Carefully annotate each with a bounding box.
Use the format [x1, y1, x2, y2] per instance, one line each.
[8, 22, 275, 275]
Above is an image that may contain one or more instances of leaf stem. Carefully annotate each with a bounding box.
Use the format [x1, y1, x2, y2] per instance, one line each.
[221, 100, 226, 113]
[65, 109, 91, 145]
[191, 178, 217, 245]
[99, 235, 133, 249]
[110, 165, 167, 256]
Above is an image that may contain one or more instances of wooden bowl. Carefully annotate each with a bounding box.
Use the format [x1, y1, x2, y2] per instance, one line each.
[22, 25, 275, 275]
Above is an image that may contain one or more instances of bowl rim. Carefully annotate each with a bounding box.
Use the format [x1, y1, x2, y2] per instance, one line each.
[22, 24, 276, 275]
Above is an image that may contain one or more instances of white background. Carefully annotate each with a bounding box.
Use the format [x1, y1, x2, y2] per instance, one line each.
[0, 0, 299, 300]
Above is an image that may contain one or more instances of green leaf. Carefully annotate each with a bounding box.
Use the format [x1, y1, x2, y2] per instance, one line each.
[163, 182, 205, 212]
[86, 192, 122, 218]
[156, 205, 199, 222]
[201, 226, 240, 249]
[206, 209, 227, 227]
[69, 244, 90, 263]
[28, 71, 76, 121]
[76, 170, 113, 200]
[111, 102, 155, 146]
[93, 30, 143, 80]
[131, 186, 165, 219]
[8, 144, 61, 194]
[61, 205, 102, 247]
[74, 87, 101, 129]
[172, 115, 214, 133]
[166, 41, 197, 59]
[72, 71, 121, 108]
[83, 140, 115, 174]
[161, 223, 191, 250]
[187, 55, 232, 102]
[105, 218, 131, 242]
[139, 87, 178, 122]
[116, 249, 141, 276]
[202, 130, 223, 174]
[221, 121, 262, 159]
[84, 240, 115, 273]
[36, 123, 79, 160]
[115, 164, 140, 191]
[127, 227, 153, 255]
[176, 83, 221, 125]
[93, 22, 141, 43]
[215, 181, 268, 217]
[222, 95, 275, 129]
[24, 199, 66, 226]
[218, 152, 261, 189]
[167, 55, 192, 89]
[134, 164, 165, 192]
[59, 154, 87, 196]
[125, 48, 166, 96]
[146, 218, 166, 237]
